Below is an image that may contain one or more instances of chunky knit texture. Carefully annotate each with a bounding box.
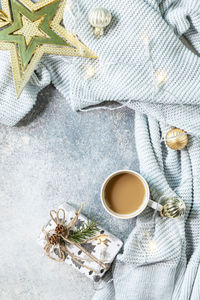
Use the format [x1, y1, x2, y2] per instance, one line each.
[1, 0, 200, 299]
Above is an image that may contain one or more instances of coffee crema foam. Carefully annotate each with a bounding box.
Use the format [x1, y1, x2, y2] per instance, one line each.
[104, 173, 146, 214]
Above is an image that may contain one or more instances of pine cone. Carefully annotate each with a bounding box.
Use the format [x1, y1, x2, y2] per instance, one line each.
[55, 224, 65, 235]
[49, 234, 58, 245]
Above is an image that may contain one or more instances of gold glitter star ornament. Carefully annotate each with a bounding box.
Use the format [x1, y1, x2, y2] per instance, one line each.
[0, 0, 97, 97]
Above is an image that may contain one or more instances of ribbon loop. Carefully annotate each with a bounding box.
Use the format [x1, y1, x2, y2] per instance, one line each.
[67, 203, 84, 229]
[56, 208, 66, 225]
[49, 210, 58, 224]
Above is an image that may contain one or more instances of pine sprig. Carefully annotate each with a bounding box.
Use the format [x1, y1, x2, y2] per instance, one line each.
[69, 219, 100, 243]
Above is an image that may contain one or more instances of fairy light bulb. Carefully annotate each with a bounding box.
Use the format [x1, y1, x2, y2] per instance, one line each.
[148, 239, 158, 253]
[145, 232, 158, 253]
[98, 236, 105, 244]
[84, 64, 96, 79]
[65, 1, 72, 12]
[155, 70, 167, 85]
[140, 32, 151, 58]
[141, 33, 149, 44]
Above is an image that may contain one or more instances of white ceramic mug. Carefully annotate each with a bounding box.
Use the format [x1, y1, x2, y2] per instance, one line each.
[101, 170, 163, 219]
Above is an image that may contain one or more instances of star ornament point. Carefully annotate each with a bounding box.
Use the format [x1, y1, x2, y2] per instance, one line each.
[0, 0, 97, 97]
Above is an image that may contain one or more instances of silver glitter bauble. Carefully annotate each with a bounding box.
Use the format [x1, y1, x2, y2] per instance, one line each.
[88, 7, 112, 36]
[160, 197, 186, 219]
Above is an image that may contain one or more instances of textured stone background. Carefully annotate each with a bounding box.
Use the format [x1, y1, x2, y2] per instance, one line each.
[0, 86, 138, 300]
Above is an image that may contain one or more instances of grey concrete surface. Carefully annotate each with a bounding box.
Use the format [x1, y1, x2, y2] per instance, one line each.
[0, 85, 138, 300]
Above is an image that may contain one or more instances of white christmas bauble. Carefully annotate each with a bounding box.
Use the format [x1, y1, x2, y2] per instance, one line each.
[88, 7, 112, 36]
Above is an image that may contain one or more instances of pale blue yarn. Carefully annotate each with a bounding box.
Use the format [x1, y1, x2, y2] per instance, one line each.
[1, 0, 200, 299]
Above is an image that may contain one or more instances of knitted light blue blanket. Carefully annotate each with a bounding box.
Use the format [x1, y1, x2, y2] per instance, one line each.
[1, 0, 200, 299]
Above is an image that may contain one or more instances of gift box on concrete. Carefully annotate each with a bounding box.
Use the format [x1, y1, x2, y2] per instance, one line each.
[39, 203, 123, 281]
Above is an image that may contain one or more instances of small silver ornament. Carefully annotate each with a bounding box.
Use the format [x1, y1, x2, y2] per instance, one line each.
[160, 197, 186, 219]
[88, 7, 112, 36]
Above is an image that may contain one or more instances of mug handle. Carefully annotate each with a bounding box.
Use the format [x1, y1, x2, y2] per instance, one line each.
[148, 199, 163, 212]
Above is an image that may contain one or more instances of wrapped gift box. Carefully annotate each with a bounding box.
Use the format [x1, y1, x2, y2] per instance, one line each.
[38, 203, 123, 281]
